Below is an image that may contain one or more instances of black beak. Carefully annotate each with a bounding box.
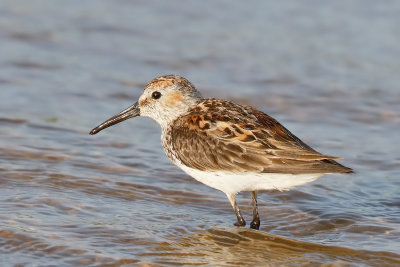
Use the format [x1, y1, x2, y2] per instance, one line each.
[89, 102, 140, 135]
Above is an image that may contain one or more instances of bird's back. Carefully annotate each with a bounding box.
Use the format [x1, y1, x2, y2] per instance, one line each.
[164, 99, 353, 175]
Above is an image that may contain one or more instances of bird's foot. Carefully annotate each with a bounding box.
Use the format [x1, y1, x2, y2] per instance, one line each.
[250, 219, 260, 230]
[234, 218, 246, 227]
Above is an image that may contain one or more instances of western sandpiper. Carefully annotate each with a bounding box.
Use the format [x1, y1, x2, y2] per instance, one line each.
[90, 75, 352, 230]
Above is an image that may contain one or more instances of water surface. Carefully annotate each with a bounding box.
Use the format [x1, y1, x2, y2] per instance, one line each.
[1, 0, 399, 265]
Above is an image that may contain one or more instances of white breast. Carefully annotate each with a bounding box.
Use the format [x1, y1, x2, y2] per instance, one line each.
[178, 164, 324, 195]
[161, 130, 324, 195]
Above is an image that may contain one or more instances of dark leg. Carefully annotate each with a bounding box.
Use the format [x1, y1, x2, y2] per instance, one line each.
[227, 194, 246, 227]
[250, 191, 260, 230]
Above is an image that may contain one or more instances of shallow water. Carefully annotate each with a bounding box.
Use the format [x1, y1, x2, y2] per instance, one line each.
[1, 0, 400, 266]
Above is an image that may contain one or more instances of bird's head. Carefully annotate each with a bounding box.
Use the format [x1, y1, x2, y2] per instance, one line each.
[90, 75, 202, 135]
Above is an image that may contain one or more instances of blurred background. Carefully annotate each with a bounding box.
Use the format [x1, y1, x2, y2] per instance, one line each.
[1, 0, 399, 265]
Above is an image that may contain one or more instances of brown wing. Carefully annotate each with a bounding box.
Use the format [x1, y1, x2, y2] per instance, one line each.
[169, 99, 353, 174]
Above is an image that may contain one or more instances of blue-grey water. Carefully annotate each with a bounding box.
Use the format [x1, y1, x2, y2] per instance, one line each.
[1, 0, 399, 266]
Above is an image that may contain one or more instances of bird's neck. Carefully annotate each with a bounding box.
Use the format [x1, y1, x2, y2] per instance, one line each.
[156, 98, 201, 131]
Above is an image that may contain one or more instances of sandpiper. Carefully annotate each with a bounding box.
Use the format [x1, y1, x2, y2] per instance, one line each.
[90, 75, 352, 230]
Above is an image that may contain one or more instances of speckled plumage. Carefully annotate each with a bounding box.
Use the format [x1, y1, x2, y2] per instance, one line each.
[164, 98, 351, 174]
[90, 74, 353, 230]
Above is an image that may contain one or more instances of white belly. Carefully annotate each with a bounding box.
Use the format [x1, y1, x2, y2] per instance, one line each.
[178, 164, 324, 195]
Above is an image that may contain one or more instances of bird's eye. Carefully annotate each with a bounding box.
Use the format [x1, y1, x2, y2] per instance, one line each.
[152, 91, 161, 99]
